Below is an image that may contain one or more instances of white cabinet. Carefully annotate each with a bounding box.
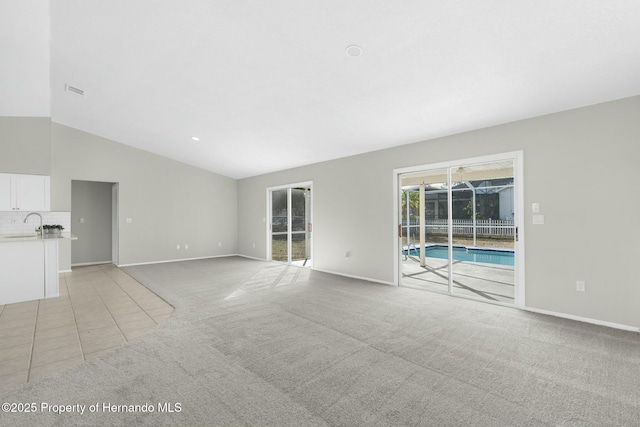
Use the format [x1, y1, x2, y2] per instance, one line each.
[0, 236, 65, 305]
[16, 174, 50, 211]
[0, 174, 11, 211]
[0, 173, 50, 211]
[0, 240, 45, 305]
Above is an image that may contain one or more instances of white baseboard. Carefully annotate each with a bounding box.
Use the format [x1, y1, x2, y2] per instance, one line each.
[525, 306, 639, 333]
[234, 254, 394, 286]
[235, 254, 267, 262]
[117, 254, 235, 268]
[312, 267, 395, 287]
[71, 261, 112, 267]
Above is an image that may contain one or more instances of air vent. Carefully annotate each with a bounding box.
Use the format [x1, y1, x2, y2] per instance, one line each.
[65, 84, 85, 96]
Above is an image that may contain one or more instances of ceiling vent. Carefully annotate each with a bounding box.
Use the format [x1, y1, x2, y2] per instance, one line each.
[65, 84, 85, 96]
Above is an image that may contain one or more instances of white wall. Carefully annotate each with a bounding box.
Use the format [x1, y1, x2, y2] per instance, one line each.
[499, 187, 514, 220]
[0, 0, 50, 117]
[238, 96, 640, 328]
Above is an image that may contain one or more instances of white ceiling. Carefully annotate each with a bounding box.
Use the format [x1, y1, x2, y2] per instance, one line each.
[3, 1, 640, 179]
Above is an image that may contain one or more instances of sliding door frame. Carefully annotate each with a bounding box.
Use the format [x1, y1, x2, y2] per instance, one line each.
[392, 151, 525, 308]
[266, 181, 313, 266]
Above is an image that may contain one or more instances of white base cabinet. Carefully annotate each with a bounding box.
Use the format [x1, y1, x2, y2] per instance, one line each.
[0, 238, 63, 305]
[0, 241, 46, 305]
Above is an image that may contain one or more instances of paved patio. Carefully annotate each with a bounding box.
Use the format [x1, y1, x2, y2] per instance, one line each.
[402, 255, 514, 304]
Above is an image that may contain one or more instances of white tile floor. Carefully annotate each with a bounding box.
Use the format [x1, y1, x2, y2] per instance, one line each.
[0, 264, 173, 392]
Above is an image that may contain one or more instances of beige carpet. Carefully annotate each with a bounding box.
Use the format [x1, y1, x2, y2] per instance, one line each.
[1, 256, 638, 426]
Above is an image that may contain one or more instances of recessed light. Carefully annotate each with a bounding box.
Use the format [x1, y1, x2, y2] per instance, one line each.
[345, 45, 362, 57]
[191, 136, 200, 141]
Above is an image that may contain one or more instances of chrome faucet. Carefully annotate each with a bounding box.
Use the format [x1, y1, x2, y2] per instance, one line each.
[24, 212, 43, 236]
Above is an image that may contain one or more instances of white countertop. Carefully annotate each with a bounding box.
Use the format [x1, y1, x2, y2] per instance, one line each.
[0, 232, 77, 243]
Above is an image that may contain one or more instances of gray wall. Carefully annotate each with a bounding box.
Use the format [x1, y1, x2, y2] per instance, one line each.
[2, 96, 639, 328]
[0, 117, 51, 175]
[237, 96, 640, 328]
[0, 118, 238, 269]
[71, 180, 113, 265]
[51, 123, 238, 267]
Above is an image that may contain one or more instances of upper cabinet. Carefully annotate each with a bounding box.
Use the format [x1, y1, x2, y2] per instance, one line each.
[0, 174, 11, 211]
[0, 173, 51, 211]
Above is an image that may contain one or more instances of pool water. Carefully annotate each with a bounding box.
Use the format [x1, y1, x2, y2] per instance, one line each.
[404, 245, 514, 266]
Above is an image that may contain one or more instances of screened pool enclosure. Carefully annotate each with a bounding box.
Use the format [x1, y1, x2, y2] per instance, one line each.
[399, 158, 520, 305]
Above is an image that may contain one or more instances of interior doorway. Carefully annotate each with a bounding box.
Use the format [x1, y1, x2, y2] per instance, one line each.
[267, 182, 313, 267]
[71, 180, 119, 267]
[394, 152, 524, 308]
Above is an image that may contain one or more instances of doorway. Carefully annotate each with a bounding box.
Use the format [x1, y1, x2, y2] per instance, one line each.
[267, 182, 313, 267]
[394, 152, 524, 307]
[71, 180, 119, 267]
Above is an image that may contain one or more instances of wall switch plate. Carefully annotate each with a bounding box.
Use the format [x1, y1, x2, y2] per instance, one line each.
[184, 244, 189, 249]
[532, 203, 540, 213]
[252, 243, 256, 248]
[126, 218, 133, 223]
[218, 242, 222, 247]
[80, 218, 85, 223]
[576, 280, 586, 292]
[176, 244, 180, 249]
[533, 214, 545, 225]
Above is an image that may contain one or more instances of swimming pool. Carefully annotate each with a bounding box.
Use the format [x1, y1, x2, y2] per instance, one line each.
[403, 245, 514, 266]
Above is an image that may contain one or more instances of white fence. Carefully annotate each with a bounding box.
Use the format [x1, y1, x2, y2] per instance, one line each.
[404, 219, 514, 237]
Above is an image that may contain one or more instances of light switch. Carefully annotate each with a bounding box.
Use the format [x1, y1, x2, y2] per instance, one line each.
[532, 203, 540, 213]
[80, 218, 85, 223]
[126, 218, 133, 224]
[533, 214, 545, 225]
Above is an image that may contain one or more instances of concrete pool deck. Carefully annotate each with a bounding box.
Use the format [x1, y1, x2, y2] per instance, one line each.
[402, 255, 515, 304]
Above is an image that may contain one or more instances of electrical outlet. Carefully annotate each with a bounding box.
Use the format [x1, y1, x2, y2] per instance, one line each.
[184, 244, 189, 249]
[176, 244, 180, 249]
[218, 242, 222, 247]
[80, 218, 85, 223]
[576, 280, 585, 292]
[252, 242, 256, 248]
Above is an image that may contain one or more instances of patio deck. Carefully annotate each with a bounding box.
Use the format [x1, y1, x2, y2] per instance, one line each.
[402, 255, 514, 304]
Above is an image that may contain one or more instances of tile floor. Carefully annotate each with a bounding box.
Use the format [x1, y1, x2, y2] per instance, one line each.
[0, 264, 174, 392]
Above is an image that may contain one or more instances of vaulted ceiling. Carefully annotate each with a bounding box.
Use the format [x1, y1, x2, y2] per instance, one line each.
[2, 1, 640, 179]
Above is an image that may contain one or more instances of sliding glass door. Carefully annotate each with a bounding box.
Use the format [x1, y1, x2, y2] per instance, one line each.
[269, 183, 312, 266]
[271, 189, 289, 262]
[398, 154, 521, 307]
[400, 167, 450, 293]
[449, 162, 516, 303]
